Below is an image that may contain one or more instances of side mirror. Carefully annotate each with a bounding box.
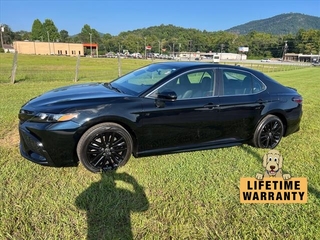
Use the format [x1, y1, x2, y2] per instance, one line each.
[157, 90, 177, 101]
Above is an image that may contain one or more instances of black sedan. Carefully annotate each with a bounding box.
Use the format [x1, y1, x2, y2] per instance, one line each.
[18, 62, 303, 173]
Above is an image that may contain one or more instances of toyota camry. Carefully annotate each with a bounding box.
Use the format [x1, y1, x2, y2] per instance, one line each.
[18, 62, 303, 173]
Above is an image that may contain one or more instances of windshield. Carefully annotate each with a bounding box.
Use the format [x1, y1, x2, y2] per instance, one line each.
[109, 63, 179, 96]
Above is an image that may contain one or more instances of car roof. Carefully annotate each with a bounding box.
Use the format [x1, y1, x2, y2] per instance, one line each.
[151, 61, 260, 74]
[152, 61, 216, 68]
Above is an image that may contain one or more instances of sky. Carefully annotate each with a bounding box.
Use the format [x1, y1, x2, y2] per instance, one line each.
[0, 0, 319, 36]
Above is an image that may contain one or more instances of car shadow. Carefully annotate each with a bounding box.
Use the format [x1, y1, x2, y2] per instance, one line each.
[75, 171, 149, 240]
[240, 145, 262, 164]
[308, 185, 320, 200]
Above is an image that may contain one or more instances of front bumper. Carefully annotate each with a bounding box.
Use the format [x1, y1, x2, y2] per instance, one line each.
[19, 127, 53, 166]
[19, 120, 81, 167]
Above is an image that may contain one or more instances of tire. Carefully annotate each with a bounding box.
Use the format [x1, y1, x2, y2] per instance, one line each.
[77, 122, 133, 173]
[252, 115, 284, 149]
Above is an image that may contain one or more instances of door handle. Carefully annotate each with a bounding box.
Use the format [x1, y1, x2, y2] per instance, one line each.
[256, 99, 267, 104]
[203, 103, 219, 109]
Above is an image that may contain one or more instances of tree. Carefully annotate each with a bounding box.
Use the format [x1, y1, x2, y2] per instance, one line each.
[78, 24, 92, 43]
[91, 29, 102, 45]
[78, 24, 101, 44]
[43, 19, 59, 42]
[11, 30, 30, 41]
[31, 19, 44, 41]
[59, 30, 69, 42]
[2, 20, 319, 58]
[296, 29, 320, 54]
[1, 24, 15, 44]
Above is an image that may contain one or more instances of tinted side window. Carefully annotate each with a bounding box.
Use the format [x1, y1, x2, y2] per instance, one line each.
[149, 69, 215, 99]
[222, 70, 265, 96]
[252, 76, 266, 93]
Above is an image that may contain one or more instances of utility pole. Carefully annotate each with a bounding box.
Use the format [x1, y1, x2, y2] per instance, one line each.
[52, 39, 55, 55]
[47, 31, 51, 54]
[220, 44, 224, 53]
[173, 43, 175, 58]
[89, 33, 92, 57]
[0, 24, 4, 49]
[144, 37, 147, 59]
[282, 41, 288, 61]
[189, 40, 192, 61]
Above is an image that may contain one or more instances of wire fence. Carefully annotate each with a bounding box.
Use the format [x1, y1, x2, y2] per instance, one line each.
[0, 53, 312, 84]
[0, 53, 142, 84]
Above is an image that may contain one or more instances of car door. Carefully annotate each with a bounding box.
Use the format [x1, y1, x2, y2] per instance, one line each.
[136, 68, 222, 154]
[216, 68, 268, 141]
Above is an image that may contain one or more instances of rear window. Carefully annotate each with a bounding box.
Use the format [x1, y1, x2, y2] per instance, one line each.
[222, 70, 266, 96]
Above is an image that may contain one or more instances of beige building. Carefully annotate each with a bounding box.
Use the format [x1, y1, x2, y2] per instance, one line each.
[13, 41, 98, 56]
[284, 53, 320, 62]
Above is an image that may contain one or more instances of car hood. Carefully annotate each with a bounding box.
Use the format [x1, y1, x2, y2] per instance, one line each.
[22, 83, 127, 111]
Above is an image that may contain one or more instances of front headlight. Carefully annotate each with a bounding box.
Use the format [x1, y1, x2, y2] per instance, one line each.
[31, 113, 79, 122]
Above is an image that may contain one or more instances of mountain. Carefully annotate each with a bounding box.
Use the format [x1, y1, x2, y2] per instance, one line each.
[226, 13, 320, 35]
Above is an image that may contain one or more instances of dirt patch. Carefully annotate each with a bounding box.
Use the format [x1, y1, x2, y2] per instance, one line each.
[0, 128, 20, 148]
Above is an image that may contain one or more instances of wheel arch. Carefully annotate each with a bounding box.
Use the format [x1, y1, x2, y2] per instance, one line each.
[74, 116, 138, 158]
[256, 110, 288, 136]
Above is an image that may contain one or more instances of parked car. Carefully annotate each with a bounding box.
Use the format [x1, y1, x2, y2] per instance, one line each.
[261, 59, 271, 62]
[19, 62, 303, 173]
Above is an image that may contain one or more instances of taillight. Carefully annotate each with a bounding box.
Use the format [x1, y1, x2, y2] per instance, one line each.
[292, 96, 303, 104]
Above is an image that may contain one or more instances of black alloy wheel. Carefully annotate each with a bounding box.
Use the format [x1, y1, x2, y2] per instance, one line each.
[77, 122, 133, 173]
[253, 115, 284, 149]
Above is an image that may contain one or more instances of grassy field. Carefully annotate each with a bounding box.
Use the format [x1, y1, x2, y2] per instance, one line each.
[0, 54, 319, 239]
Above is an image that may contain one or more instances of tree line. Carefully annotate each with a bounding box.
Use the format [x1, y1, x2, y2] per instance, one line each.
[1, 19, 320, 58]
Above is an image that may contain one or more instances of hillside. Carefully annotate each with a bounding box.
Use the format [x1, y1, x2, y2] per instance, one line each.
[226, 13, 320, 35]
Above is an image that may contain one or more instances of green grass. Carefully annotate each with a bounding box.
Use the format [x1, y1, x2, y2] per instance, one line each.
[0, 54, 319, 239]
